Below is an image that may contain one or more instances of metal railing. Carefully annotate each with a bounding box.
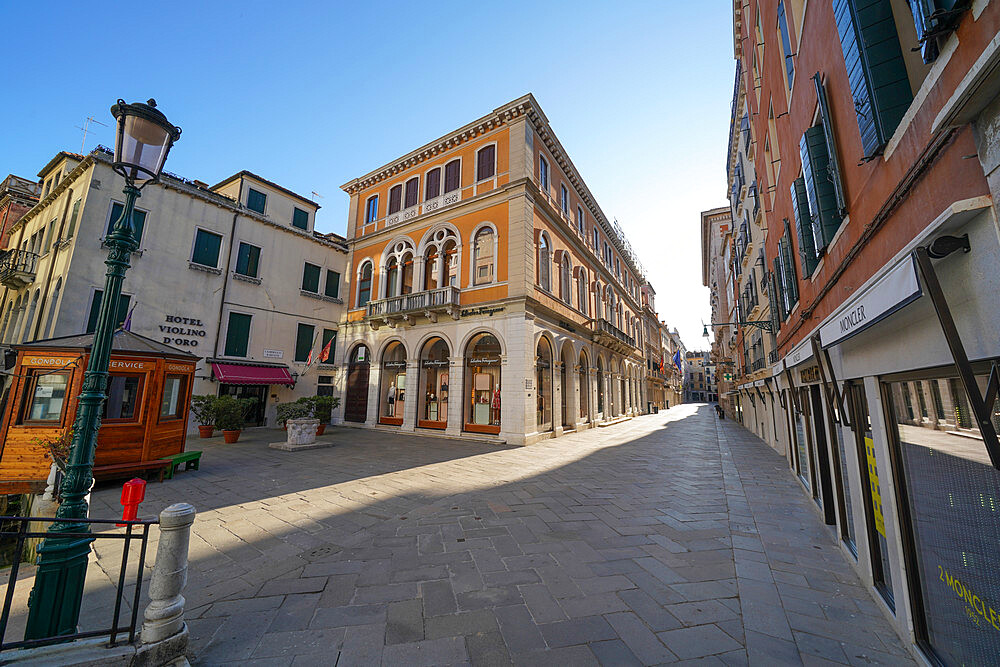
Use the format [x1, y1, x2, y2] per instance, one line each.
[0, 515, 158, 654]
[594, 318, 636, 348]
[768, 349, 779, 364]
[0, 250, 39, 286]
[366, 285, 460, 318]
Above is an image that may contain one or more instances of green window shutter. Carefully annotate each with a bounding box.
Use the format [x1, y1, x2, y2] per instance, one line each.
[109, 202, 146, 243]
[67, 199, 81, 238]
[325, 270, 340, 298]
[247, 188, 267, 214]
[301, 263, 320, 292]
[224, 312, 251, 357]
[86, 291, 130, 334]
[294, 323, 314, 362]
[777, 1, 795, 88]
[192, 230, 223, 267]
[833, 0, 913, 158]
[910, 0, 960, 63]
[772, 258, 787, 322]
[790, 178, 819, 276]
[236, 243, 260, 277]
[781, 220, 799, 307]
[292, 207, 309, 230]
[812, 73, 847, 214]
[800, 126, 843, 251]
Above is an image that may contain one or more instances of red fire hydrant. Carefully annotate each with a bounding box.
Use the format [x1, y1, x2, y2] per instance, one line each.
[118, 478, 146, 526]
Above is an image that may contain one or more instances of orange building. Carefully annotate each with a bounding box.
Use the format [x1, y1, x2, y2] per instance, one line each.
[334, 95, 650, 444]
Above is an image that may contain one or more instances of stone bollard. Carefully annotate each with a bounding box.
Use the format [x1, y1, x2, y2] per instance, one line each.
[136, 503, 195, 666]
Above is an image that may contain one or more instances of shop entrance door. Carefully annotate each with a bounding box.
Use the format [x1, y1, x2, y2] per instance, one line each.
[345, 345, 371, 423]
[810, 385, 837, 525]
[219, 384, 267, 427]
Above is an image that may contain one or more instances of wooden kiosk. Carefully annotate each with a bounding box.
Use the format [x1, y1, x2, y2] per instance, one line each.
[0, 331, 197, 494]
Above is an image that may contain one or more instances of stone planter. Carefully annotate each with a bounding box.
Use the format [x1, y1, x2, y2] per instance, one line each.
[222, 430, 241, 444]
[270, 418, 330, 451]
[198, 425, 215, 438]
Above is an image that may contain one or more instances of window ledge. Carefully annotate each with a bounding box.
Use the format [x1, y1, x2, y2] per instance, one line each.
[56, 238, 73, 251]
[189, 262, 222, 275]
[300, 290, 343, 304]
[232, 272, 262, 285]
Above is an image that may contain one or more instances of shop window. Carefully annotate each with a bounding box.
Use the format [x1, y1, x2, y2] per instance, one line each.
[578, 353, 589, 421]
[103, 375, 143, 421]
[235, 242, 261, 278]
[292, 207, 309, 231]
[464, 332, 501, 432]
[247, 188, 267, 214]
[160, 374, 187, 420]
[418, 337, 450, 428]
[847, 381, 896, 610]
[596, 358, 605, 414]
[20, 371, 69, 423]
[86, 291, 131, 334]
[191, 229, 223, 268]
[884, 373, 1000, 663]
[357, 262, 373, 307]
[380, 341, 407, 425]
[108, 201, 147, 244]
[473, 228, 494, 286]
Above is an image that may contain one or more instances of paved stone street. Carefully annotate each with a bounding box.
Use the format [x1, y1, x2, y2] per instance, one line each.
[58, 404, 914, 664]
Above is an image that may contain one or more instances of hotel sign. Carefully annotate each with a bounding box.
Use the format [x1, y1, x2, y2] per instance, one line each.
[819, 257, 921, 348]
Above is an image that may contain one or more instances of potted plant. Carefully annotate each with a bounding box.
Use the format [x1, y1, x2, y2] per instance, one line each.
[311, 395, 340, 435]
[215, 395, 251, 443]
[276, 400, 311, 428]
[191, 395, 218, 438]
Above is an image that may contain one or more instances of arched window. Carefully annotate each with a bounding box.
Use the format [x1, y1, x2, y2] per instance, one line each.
[594, 282, 602, 318]
[421, 227, 459, 291]
[382, 239, 416, 297]
[559, 255, 571, 303]
[596, 357, 605, 414]
[577, 269, 588, 316]
[476, 145, 496, 181]
[605, 287, 614, 322]
[425, 168, 441, 200]
[379, 341, 407, 425]
[444, 159, 461, 193]
[473, 227, 494, 285]
[418, 337, 450, 428]
[400, 252, 414, 294]
[22, 290, 39, 342]
[358, 261, 373, 307]
[465, 332, 502, 433]
[388, 184, 403, 215]
[404, 177, 419, 209]
[385, 257, 399, 297]
[536, 337, 553, 431]
[578, 351, 589, 421]
[538, 234, 551, 292]
[423, 246, 439, 291]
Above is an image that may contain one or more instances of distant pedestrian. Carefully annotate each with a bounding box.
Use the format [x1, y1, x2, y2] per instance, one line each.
[715, 404, 725, 419]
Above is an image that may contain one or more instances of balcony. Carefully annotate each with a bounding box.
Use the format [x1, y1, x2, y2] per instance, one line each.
[0, 250, 38, 288]
[591, 318, 636, 354]
[751, 357, 766, 372]
[366, 285, 460, 329]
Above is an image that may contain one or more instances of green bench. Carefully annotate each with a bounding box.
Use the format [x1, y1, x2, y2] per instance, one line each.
[163, 451, 203, 480]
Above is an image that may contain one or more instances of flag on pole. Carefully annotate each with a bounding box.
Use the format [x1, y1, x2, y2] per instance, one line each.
[672, 350, 682, 373]
[319, 336, 334, 363]
[121, 303, 136, 332]
[306, 349, 313, 366]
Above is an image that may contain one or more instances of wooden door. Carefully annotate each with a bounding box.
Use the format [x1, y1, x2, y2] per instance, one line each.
[345, 346, 371, 423]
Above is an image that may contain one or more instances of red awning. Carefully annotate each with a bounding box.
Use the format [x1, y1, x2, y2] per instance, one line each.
[212, 362, 294, 386]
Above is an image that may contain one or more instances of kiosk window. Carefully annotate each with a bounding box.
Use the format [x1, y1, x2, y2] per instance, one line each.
[103, 375, 143, 421]
[22, 372, 69, 423]
[160, 374, 187, 420]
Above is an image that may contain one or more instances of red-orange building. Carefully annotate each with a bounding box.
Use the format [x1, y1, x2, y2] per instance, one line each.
[724, 1, 1000, 662]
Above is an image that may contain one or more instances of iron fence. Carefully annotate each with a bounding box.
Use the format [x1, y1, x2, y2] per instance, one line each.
[0, 515, 158, 654]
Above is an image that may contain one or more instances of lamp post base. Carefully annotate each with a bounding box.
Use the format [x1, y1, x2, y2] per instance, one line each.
[23, 535, 94, 640]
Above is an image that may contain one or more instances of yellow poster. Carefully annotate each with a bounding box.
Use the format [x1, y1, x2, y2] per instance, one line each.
[865, 437, 886, 537]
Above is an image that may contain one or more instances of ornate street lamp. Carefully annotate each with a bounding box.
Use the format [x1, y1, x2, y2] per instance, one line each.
[25, 99, 180, 640]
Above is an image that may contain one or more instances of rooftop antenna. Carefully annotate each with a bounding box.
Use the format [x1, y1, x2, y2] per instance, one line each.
[75, 116, 108, 153]
[311, 191, 324, 200]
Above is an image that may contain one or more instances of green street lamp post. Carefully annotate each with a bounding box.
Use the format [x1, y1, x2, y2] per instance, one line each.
[24, 99, 180, 640]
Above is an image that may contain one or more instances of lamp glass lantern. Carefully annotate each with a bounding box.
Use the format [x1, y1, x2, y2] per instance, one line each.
[110, 98, 181, 187]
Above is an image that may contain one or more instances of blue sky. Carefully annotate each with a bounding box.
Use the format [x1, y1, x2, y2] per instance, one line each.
[1, 0, 733, 349]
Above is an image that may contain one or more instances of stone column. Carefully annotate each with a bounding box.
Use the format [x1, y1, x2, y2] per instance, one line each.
[366, 363, 381, 426]
[401, 359, 419, 432]
[445, 356, 464, 436]
[553, 361, 564, 437]
[138, 503, 195, 664]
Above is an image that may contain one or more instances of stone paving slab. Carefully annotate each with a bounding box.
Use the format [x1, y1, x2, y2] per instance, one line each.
[2, 405, 917, 665]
